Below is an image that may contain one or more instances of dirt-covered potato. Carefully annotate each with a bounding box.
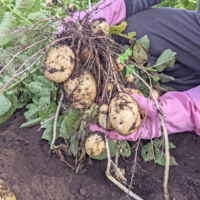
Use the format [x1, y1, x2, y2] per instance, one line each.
[0, 179, 16, 200]
[43, 46, 75, 83]
[150, 89, 160, 101]
[85, 134, 106, 157]
[125, 74, 135, 83]
[115, 57, 124, 72]
[68, 4, 76, 12]
[107, 83, 113, 91]
[114, 167, 125, 182]
[91, 18, 110, 37]
[125, 88, 144, 97]
[98, 104, 113, 129]
[46, 0, 54, 6]
[79, 47, 94, 64]
[109, 93, 141, 136]
[64, 70, 97, 109]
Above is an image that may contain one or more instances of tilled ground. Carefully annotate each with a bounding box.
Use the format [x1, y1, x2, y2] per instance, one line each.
[0, 108, 200, 200]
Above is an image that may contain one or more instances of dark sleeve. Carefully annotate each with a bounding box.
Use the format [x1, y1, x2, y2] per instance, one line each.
[197, 0, 200, 25]
[124, 0, 165, 16]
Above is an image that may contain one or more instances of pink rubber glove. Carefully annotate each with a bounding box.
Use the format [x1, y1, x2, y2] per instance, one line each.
[90, 86, 200, 141]
[59, 0, 126, 34]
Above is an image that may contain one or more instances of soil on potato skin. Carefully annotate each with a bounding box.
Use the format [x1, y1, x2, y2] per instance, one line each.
[0, 109, 200, 200]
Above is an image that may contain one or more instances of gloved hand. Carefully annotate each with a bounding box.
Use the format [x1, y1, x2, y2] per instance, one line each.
[90, 86, 200, 141]
[59, 0, 126, 34]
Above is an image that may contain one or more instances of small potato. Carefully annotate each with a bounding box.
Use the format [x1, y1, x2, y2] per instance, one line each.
[125, 74, 135, 83]
[46, 0, 54, 6]
[114, 167, 126, 182]
[43, 46, 75, 83]
[98, 104, 113, 129]
[0, 179, 17, 200]
[125, 88, 144, 97]
[115, 57, 124, 72]
[68, 4, 77, 12]
[91, 18, 110, 37]
[150, 89, 160, 101]
[109, 93, 141, 136]
[85, 134, 106, 157]
[64, 71, 97, 109]
[79, 47, 94, 64]
[99, 104, 108, 114]
[107, 83, 113, 91]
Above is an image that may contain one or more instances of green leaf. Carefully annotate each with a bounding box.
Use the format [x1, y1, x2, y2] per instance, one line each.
[0, 5, 6, 21]
[127, 31, 137, 38]
[24, 104, 38, 121]
[92, 139, 118, 160]
[141, 142, 154, 162]
[32, 75, 52, 88]
[28, 12, 47, 21]
[152, 73, 160, 83]
[92, 140, 131, 160]
[138, 35, 150, 52]
[25, 82, 51, 97]
[169, 142, 176, 148]
[132, 41, 148, 65]
[16, 0, 36, 11]
[56, 115, 64, 128]
[0, 93, 12, 116]
[38, 97, 57, 119]
[119, 141, 131, 157]
[41, 120, 54, 143]
[32, 96, 40, 105]
[60, 109, 81, 139]
[70, 139, 78, 157]
[0, 14, 17, 46]
[160, 84, 177, 92]
[159, 73, 175, 83]
[20, 117, 41, 128]
[155, 148, 178, 166]
[0, 94, 18, 124]
[152, 49, 177, 72]
[125, 48, 132, 56]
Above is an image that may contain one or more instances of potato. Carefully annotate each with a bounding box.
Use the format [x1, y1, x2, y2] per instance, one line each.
[64, 70, 97, 109]
[79, 48, 94, 64]
[115, 57, 124, 72]
[46, 0, 54, 6]
[43, 46, 75, 83]
[150, 89, 160, 101]
[125, 74, 135, 83]
[109, 93, 141, 136]
[98, 104, 113, 129]
[0, 179, 16, 200]
[91, 18, 110, 37]
[125, 88, 144, 97]
[85, 134, 106, 157]
[107, 83, 113, 91]
[114, 167, 125, 182]
[68, 4, 77, 12]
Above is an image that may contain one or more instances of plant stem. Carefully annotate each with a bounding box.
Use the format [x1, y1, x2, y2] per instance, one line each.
[51, 93, 64, 150]
[2, 65, 41, 94]
[0, 0, 32, 25]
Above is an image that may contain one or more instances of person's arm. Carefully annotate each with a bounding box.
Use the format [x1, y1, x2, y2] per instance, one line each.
[124, 0, 165, 16]
[90, 86, 200, 141]
[197, 0, 200, 25]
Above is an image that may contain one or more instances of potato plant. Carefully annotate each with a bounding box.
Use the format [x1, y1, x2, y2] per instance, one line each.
[0, 0, 193, 199]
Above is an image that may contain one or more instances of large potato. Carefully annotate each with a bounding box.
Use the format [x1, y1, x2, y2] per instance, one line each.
[43, 45, 75, 83]
[85, 134, 106, 157]
[109, 93, 141, 136]
[64, 71, 97, 109]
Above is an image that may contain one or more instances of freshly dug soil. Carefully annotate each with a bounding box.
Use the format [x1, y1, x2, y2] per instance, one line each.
[0, 109, 200, 200]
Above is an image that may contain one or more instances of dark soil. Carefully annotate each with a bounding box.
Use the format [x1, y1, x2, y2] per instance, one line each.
[0, 109, 200, 200]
